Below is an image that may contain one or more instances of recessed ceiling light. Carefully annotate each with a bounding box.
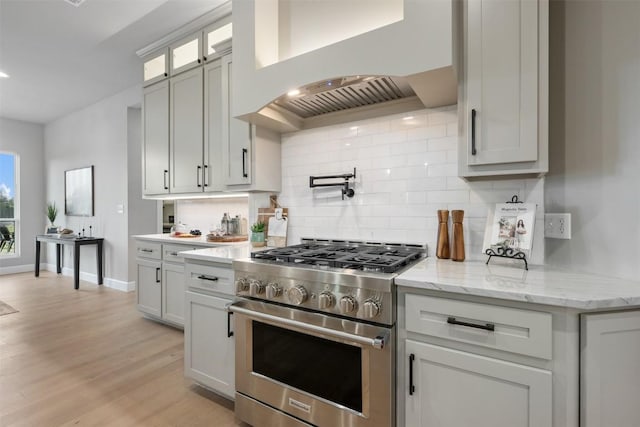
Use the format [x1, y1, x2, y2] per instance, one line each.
[0, 71, 9, 79]
[287, 89, 300, 97]
[64, 0, 87, 7]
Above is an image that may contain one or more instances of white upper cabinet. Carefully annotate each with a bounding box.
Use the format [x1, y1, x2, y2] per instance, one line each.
[142, 80, 170, 195]
[222, 54, 281, 191]
[458, 0, 549, 177]
[202, 17, 233, 63]
[169, 67, 204, 194]
[143, 48, 169, 87]
[170, 33, 203, 75]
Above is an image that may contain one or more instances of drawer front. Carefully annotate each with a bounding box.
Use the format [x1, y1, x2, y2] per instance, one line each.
[136, 241, 162, 260]
[186, 261, 235, 296]
[163, 244, 200, 263]
[405, 294, 552, 360]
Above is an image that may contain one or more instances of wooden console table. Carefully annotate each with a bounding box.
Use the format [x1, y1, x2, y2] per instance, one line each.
[35, 235, 104, 290]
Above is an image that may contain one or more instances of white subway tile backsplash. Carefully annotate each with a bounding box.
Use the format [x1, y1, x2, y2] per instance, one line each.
[278, 107, 544, 263]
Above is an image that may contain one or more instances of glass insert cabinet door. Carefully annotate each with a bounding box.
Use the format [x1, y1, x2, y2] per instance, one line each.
[171, 34, 202, 74]
[143, 50, 168, 86]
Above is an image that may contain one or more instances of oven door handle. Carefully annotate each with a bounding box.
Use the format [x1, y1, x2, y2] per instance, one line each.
[229, 303, 388, 350]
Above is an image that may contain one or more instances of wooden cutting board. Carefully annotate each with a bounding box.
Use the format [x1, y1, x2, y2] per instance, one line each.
[206, 235, 248, 243]
[257, 207, 288, 237]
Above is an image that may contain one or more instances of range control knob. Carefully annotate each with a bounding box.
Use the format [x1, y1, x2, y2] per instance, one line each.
[236, 277, 250, 292]
[249, 280, 265, 296]
[318, 292, 336, 309]
[363, 299, 382, 318]
[339, 296, 358, 314]
[266, 283, 282, 299]
[288, 285, 308, 305]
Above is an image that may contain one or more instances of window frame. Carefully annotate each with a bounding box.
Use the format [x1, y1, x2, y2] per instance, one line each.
[0, 151, 19, 258]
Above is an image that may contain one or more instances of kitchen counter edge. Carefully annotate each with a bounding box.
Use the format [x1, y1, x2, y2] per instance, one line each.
[396, 258, 640, 311]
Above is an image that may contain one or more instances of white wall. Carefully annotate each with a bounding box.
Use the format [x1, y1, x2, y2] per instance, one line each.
[545, 0, 640, 280]
[0, 118, 45, 272]
[279, 106, 545, 263]
[176, 198, 249, 234]
[44, 85, 142, 286]
[127, 107, 158, 286]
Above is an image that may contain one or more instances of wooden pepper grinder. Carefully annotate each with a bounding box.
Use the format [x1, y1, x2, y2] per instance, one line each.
[451, 210, 465, 262]
[436, 210, 450, 259]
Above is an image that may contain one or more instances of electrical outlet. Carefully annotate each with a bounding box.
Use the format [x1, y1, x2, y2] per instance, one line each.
[544, 213, 572, 239]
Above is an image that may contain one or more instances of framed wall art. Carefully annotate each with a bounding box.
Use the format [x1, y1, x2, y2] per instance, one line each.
[65, 165, 94, 216]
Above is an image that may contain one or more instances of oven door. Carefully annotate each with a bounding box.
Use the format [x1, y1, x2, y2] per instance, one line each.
[230, 299, 395, 427]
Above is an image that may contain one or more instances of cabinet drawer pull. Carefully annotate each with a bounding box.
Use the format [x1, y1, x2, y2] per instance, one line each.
[409, 353, 416, 396]
[197, 275, 219, 282]
[168, 251, 178, 256]
[140, 248, 153, 253]
[155, 267, 161, 283]
[227, 311, 234, 337]
[447, 316, 495, 331]
[471, 108, 477, 156]
[242, 148, 248, 178]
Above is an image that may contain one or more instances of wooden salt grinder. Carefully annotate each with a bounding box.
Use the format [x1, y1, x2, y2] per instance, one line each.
[436, 210, 450, 259]
[451, 210, 465, 262]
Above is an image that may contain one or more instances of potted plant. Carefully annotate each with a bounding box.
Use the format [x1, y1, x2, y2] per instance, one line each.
[46, 202, 58, 233]
[250, 221, 266, 247]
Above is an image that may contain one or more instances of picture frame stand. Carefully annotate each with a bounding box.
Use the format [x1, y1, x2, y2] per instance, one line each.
[484, 195, 529, 270]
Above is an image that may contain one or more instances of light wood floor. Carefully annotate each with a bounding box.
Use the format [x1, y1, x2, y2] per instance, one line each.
[0, 272, 244, 427]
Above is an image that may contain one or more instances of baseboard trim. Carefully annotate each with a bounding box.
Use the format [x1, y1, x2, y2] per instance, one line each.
[0, 264, 43, 275]
[42, 264, 135, 292]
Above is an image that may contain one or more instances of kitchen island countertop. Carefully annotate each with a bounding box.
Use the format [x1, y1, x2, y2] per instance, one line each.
[179, 245, 255, 264]
[132, 233, 249, 247]
[396, 258, 640, 310]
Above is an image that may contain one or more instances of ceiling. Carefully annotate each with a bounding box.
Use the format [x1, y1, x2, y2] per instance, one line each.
[0, 0, 228, 124]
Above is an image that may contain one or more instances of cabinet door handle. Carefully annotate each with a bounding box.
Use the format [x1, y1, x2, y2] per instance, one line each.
[409, 353, 416, 396]
[471, 108, 477, 156]
[197, 165, 202, 188]
[197, 58, 202, 64]
[197, 275, 219, 282]
[164, 170, 169, 190]
[203, 56, 207, 62]
[242, 148, 248, 178]
[203, 164, 209, 187]
[155, 267, 161, 283]
[227, 311, 234, 337]
[447, 316, 495, 331]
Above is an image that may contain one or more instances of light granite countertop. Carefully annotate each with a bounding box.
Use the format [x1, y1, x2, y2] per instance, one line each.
[179, 245, 256, 264]
[396, 258, 640, 310]
[132, 233, 249, 247]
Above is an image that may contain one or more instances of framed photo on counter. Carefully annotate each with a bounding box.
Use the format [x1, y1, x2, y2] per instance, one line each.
[483, 203, 536, 258]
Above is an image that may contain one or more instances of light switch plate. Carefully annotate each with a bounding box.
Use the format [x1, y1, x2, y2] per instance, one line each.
[544, 213, 571, 239]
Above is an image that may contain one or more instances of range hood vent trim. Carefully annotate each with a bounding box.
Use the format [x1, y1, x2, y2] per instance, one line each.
[274, 76, 415, 119]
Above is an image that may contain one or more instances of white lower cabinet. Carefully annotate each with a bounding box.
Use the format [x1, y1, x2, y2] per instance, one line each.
[136, 258, 162, 318]
[184, 290, 235, 399]
[581, 310, 640, 427]
[135, 240, 206, 328]
[162, 262, 186, 325]
[405, 340, 552, 427]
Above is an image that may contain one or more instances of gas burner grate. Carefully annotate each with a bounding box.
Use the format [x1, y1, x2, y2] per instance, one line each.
[251, 241, 425, 273]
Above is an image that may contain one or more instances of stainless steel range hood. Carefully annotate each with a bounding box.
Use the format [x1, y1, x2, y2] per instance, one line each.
[240, 66, 457, 133]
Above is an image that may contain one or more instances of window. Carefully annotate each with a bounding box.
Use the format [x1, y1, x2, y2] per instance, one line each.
[0, 152, 18, 256]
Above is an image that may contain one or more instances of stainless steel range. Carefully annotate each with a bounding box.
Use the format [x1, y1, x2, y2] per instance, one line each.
[230, 238, 426, 427]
